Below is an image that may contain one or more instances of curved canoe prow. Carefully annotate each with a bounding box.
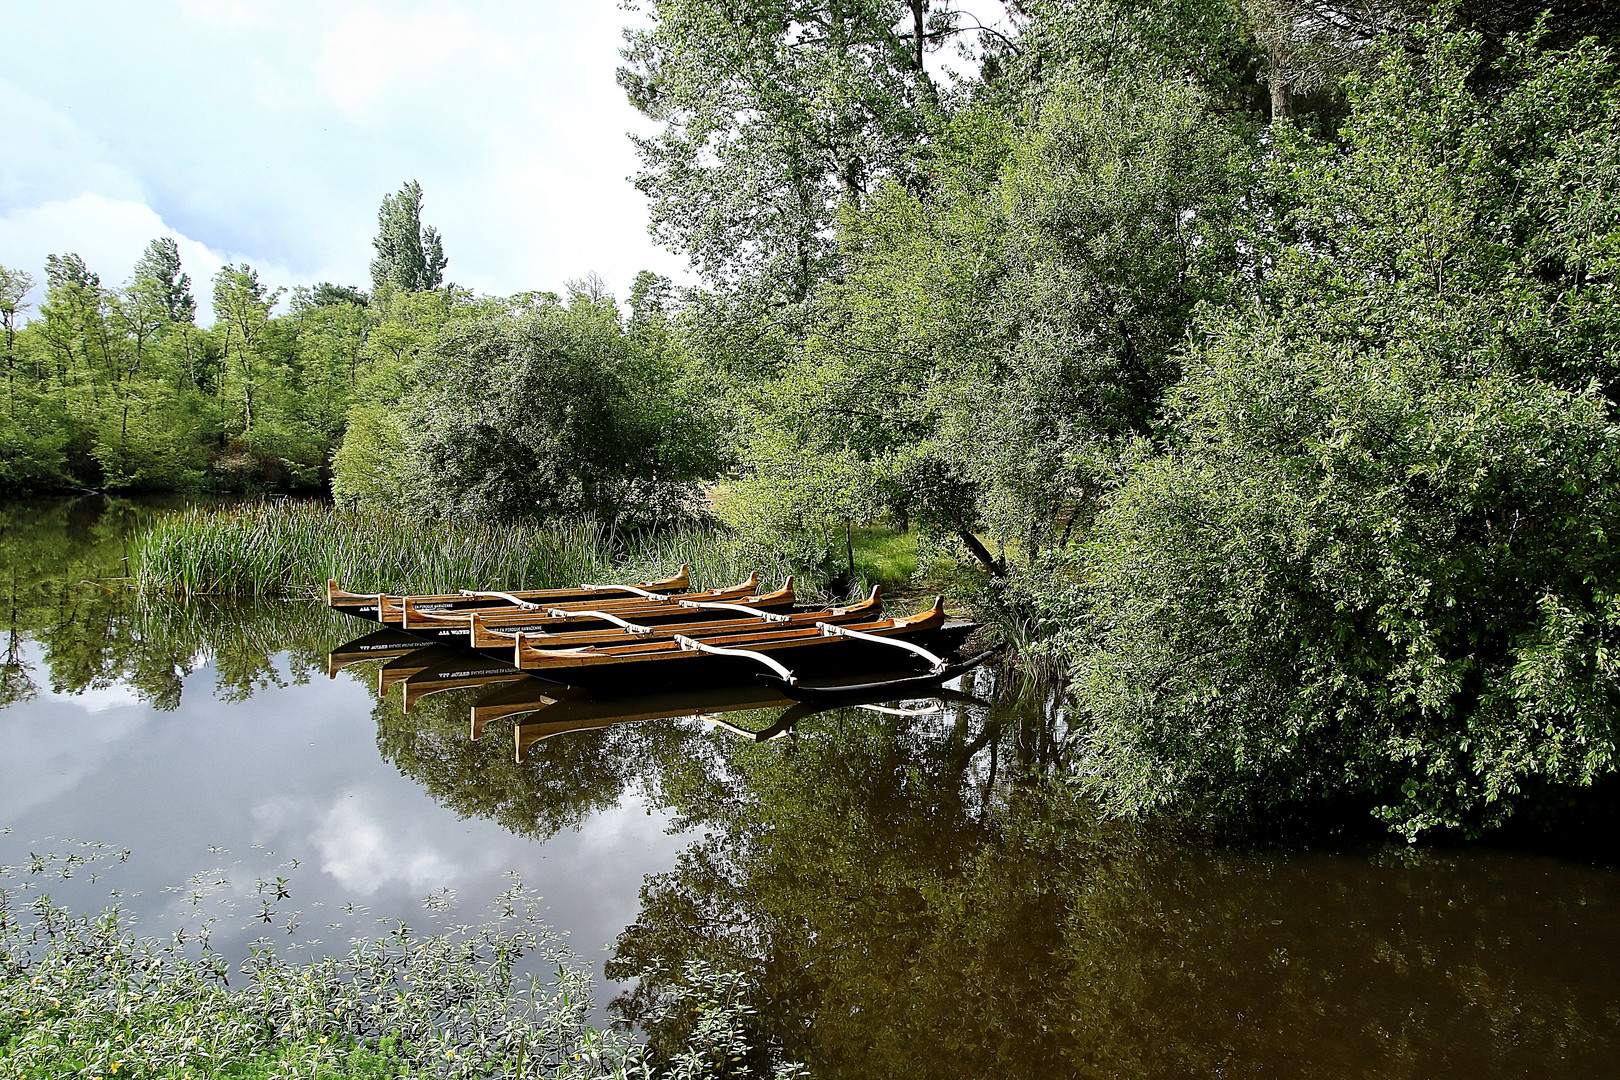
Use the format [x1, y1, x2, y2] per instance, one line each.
[328, 579, 385, 609]
[898, 595, 947, 629]
[747, 579, 796, 608]
[832, 584, 882, 617]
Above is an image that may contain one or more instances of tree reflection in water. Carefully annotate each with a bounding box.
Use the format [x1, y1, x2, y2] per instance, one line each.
[0, 497, 345, 711]
[597, 669, 1619, 1080]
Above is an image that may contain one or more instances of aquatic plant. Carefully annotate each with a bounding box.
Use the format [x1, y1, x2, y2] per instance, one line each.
[126, 502, 618, 598]
[0, 839, 804, 1079]
[124, 501, 931, 605]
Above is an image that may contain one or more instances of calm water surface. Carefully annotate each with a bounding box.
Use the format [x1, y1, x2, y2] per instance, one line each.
[2, 497, 1617, 1077]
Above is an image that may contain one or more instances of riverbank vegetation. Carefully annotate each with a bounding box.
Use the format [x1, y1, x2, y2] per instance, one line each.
[0, 843, 799, 1079]
[6, 1, 1620, 838]
[124, 501, 897, 601]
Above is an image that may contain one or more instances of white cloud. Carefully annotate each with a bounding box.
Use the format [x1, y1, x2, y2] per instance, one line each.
[0, 77, 144, 209]
[175, 0, 281, 31]
[3, 2, 688, 310]
[0, 643, 151, 822]
[50, 681, 144, 715]
[317, 7, 505, 121]
[311, 792, 464, 895]
[0, 193, 309, 321]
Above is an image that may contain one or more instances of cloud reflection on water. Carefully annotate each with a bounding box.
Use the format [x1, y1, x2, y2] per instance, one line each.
[0, 643, 692, 1005]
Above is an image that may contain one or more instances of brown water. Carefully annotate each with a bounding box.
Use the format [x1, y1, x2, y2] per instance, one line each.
[3, 497, 1617, 1077]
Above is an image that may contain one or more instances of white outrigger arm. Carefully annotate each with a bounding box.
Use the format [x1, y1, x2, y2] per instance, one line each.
[457, 590, 543, 609]
[814, 622, 949, 674]
[541, 600, 791, 630]
[673, 635, 800, 685]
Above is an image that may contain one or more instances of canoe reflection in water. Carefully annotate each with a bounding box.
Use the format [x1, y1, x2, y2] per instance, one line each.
[330, 628, 986, 762]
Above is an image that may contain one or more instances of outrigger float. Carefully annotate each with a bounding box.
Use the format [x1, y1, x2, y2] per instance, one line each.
[326, 566, 994, 700]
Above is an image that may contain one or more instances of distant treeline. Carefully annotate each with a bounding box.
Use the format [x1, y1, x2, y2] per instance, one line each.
[6, 0, 1620, 838]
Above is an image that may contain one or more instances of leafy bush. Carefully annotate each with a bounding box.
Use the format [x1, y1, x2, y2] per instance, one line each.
[1057, 25, 1620, 838]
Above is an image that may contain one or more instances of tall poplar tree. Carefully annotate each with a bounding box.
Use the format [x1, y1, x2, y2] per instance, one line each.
[370, 180, 448, 294]
[131, 237, 196, 324]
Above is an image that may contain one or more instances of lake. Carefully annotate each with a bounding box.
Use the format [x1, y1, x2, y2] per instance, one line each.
[3, 496, 1617, 1077]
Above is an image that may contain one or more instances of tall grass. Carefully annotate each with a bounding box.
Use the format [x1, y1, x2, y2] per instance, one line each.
[128, 502, 816, 599]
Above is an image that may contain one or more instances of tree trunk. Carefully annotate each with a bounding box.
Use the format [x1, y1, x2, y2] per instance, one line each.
[957, 527, 1004, 576]
[845, 519, 855, 584]
[1271, 80, 1291, 120]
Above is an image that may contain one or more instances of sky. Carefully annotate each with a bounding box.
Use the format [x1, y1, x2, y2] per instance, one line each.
[0, 0, 695, 316]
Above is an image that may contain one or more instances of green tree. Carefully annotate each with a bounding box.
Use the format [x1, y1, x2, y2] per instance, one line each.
[620, 0, 974, 302]
[1061, 25, 1620, 838]
[370, 291, 721, 523]
[310, 281, 370, 308]
[974, 0, 1264, 112]
[369, 180, 448, 294]
[212, 263, 286, 455]
[0, 264, 36, 414]
[724, 78, 1250, 572]
[131, 237, 197, 324]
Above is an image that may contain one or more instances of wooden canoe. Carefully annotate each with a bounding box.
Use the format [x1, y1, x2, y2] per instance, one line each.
[442, 579, 800, 646]
[512, 589, 883, 667]
[326, 564, 693, 623]
[472, 579, 833, 650]
[398, 571, 765, 631]
[508, 597, 973, 694]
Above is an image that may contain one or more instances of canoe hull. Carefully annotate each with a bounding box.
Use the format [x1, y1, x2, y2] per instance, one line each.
[521, 623, 979, 697]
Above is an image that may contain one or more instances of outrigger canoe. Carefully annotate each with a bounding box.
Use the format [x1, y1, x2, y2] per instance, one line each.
[398, 572, 772, 633]
[510, 596, 975, 694]
[508, 587, 881, 658]
[326, 564, 694, 625]
[468, 578, 833, 649]
[448, 579, 801, 647]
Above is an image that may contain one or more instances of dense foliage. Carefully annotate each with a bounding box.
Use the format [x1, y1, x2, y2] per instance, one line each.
[1060, 27, 1620, 836]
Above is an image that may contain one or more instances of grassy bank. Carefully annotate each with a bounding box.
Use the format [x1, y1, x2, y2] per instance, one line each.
[126, 502, 924, 603]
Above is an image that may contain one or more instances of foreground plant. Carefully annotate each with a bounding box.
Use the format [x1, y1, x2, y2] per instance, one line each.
[0, 843, 804, 1079]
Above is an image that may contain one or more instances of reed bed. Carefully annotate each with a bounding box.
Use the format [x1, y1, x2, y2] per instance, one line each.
[128, 502, 816, 599]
